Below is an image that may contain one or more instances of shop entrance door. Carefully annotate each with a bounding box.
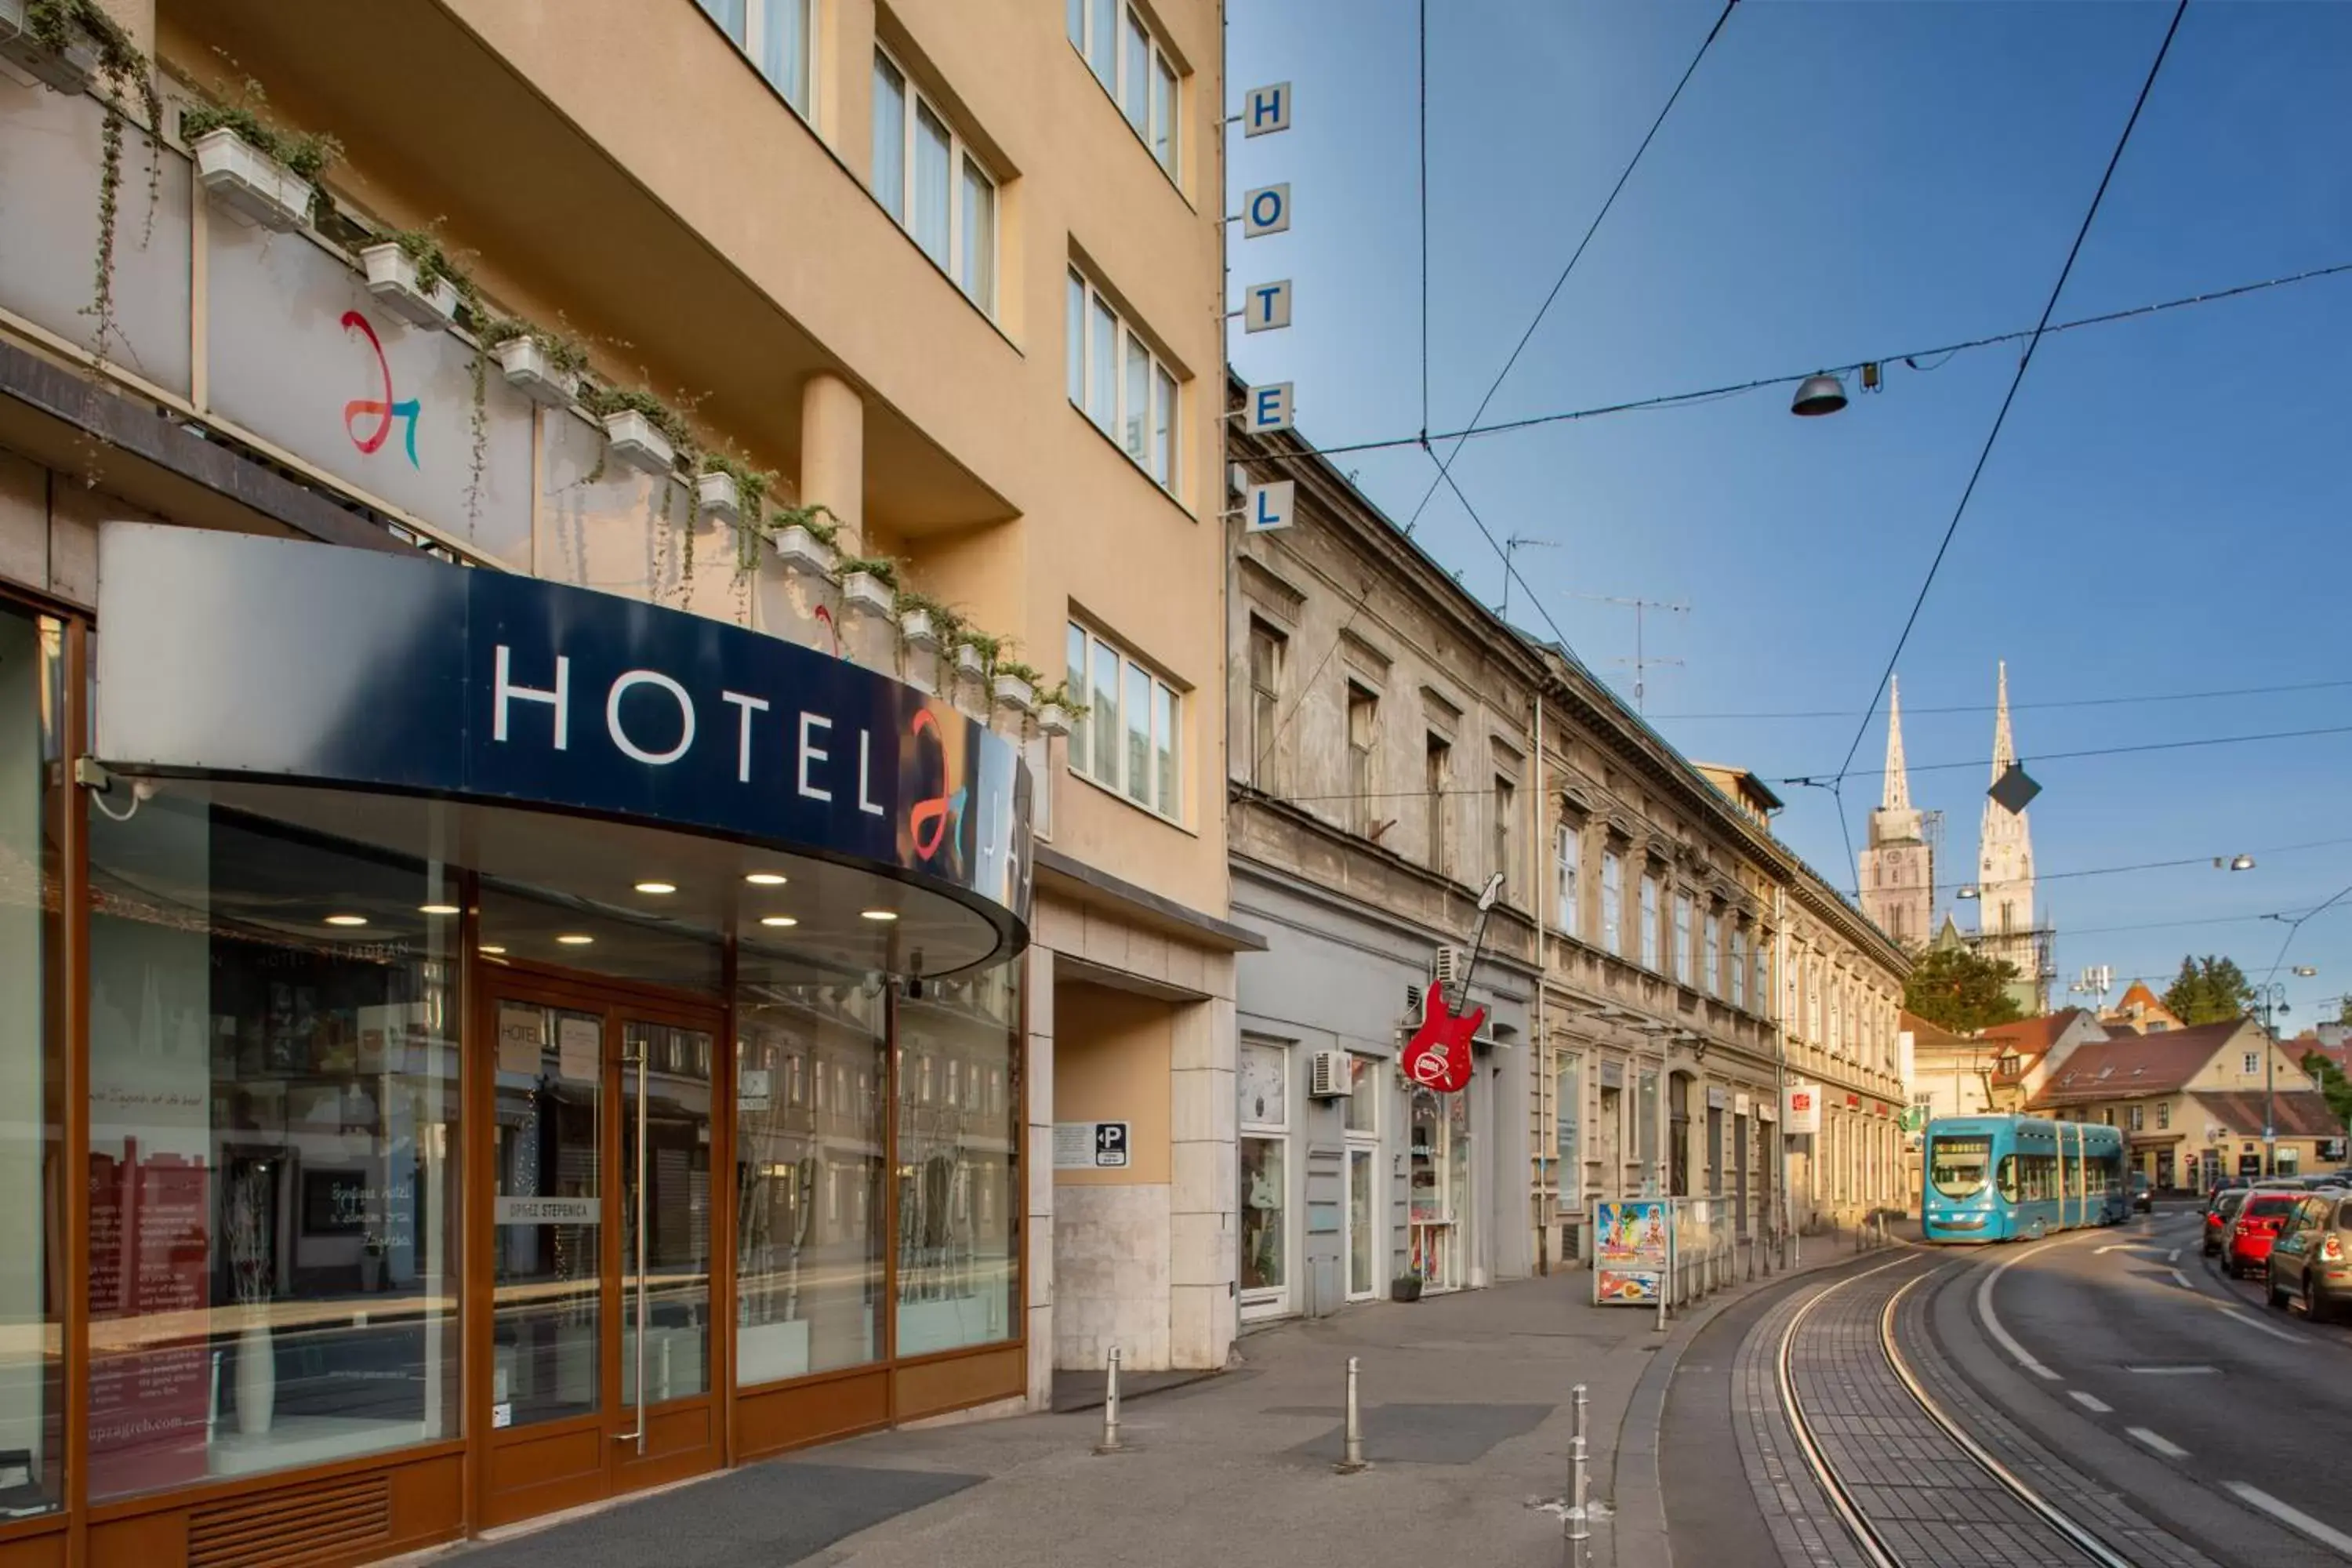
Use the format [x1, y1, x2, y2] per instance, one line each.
[476, 975, 721, 1526]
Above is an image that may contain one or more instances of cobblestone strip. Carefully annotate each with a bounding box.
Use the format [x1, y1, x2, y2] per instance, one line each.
[1893, 1266, 2224, 1568]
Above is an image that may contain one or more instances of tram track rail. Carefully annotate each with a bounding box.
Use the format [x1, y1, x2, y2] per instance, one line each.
[1775, 1258, 2138, 1568]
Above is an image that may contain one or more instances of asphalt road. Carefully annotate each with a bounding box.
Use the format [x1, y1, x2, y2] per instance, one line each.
[1958, 1203, 2352, 1565]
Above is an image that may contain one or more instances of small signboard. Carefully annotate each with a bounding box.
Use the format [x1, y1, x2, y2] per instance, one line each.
[495, 1196, 597, 1225]
[1053, 1121, 1131, 1170]
[1594, 1199, 1669, 1306]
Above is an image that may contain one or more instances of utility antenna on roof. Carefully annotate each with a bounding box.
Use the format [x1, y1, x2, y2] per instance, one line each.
[1572, 593, 1690, 715]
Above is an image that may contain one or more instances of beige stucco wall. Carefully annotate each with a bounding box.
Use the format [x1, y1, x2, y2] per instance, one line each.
[1053, 982, 1174, 1187]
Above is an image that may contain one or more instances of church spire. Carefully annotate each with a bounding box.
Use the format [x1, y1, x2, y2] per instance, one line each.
[1990, 659, 2015, 784]
[1882, 676, 1911, 812]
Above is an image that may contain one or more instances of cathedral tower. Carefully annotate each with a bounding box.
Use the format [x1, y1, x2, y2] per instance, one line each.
[1975, 661, 2047, 1009]
[1860, 677, 1933, 947]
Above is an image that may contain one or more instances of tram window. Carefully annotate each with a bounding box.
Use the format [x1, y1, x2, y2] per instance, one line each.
[1930, 1137, 1991, 1198]
[1998, 1156, 2020, 1203]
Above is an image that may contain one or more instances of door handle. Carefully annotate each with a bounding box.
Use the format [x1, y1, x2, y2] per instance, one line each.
[614, 1038, 649, 1456]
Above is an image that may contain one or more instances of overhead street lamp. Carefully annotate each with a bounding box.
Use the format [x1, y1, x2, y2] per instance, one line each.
[1789, 373, 1848, 417]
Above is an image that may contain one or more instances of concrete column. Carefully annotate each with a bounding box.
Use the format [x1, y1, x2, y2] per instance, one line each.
[800, 371, 866, 555]
[1167, 989, 1237, 1370]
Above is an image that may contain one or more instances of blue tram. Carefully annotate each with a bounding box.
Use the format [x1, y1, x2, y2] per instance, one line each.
[1922, 1115, 2128, 1243]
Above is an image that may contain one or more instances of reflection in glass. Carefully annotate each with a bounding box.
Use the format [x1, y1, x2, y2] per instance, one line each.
[0, 608, 61, 1516]
[623, 1022, 712, 1406]
[1123, 334, 1149, 462]
[1347, 1149, 1374, 1298]
[960, 156, 994, 308]
[492, 1004, 600, 1430]
[736, 982, 884, 1384]
[1090, 639, 1120, 782]
[914, 102, 952, 270]
[871, 53, 906, 221]
[87, 799, 460, 1498]
[894, 964, 1018, 1356]
[1123, 664, 1151, 804]
[760, 0, 811, 114]
[1240, 1138, 1285, 1290]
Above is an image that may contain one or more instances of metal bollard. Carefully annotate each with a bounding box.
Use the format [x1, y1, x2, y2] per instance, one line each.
[1095, 1346, 1123, 1454]
[1335, 1356, 1367, 1473]
[1566, 1382, 1591, 1563]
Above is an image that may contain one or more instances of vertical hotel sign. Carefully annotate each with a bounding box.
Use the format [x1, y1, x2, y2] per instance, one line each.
[1230, 68, 1298, 534]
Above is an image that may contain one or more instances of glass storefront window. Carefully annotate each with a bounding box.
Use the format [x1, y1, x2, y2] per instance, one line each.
[491, 1002, 600, 1431]
[624, 1022, 713, 1406]
[894, 964, 1018, 1356]
[0, 606, 62, 1518]
[1342, 1053, 1377, 1134]
[1240, 1138, 1285, 1292]
[736, 980, 886, 1383]
[87, 797, 461, 1498]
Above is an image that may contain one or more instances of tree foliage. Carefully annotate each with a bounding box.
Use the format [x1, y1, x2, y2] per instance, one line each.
[2303, 1051, 2352, 1130]
[2162, 954, 2255, 1026]
[1904, 946, 2027, 1034]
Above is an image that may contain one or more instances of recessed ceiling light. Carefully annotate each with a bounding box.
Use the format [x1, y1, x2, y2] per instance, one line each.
[760, 915, 799, 928]
[859, 909, 899, 923]
[325, 914, 368, 927]
[419, 903, 460, 916]
[479, 945, 507, 956]
[633, 880, 677, 895]
[745, 872, 789, 887]
[557, 934, 595, 946]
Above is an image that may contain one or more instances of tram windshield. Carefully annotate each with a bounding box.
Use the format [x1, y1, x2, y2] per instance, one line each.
[1929, 1136, 1992, 1199]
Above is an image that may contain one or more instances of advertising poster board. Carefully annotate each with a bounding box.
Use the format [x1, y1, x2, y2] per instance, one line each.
[1593, 1198, 1670, 1306]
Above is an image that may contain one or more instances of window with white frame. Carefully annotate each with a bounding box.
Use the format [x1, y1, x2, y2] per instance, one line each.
[1066, 0, 1181, 178]
[873, 49, 996, 314]
[1600, 849, 1623, 956]
[1730, 924, 1748, 1009]
[1671, 890, 1692, 983]
[1639, 874, 1661, 971]
[697, 0, 815, 118]
[1704, 911, 1722, 996]
[1066, 269, 1179, 494]
[1553, 822, 1580, 938]
[1067, 620, 1182, 822]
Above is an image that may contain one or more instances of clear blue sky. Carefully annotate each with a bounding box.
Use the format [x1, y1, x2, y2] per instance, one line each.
[1227, 0, 2352, 1023]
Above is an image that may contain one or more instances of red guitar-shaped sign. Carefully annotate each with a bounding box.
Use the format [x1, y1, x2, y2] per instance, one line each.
[1400, 980, 1483, 1094]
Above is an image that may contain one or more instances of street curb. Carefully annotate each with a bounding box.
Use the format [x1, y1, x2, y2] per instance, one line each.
[1606, 1240, 1910, 1568]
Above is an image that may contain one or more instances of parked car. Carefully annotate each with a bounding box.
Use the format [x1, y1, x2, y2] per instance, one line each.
[2130, 1171, 2154, 1213]
[2267, 1191, 2352, 1321]
[2204, 1188, 2250, 1257]
[2227, 1189, 2306, 1278]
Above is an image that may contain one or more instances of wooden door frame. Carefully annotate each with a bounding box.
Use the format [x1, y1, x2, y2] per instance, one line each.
[465, 956, 730, 1530]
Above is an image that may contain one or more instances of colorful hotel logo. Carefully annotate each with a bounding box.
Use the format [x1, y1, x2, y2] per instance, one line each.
[340, 310, 420, 467]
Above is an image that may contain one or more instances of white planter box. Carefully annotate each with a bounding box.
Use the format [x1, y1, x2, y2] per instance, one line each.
[359, 243, 459, 330]
[898, 608, 940, 649]
[993, 674, 1036, 714]
[772, 524, 835, 576]
[601, 408, 674, 477]
[696, 469, 741, 526]
[492, 336, 575, 406]
[0, 2, 97, 95]
[953, 644, 989, 680]
[1037, 703, 1073, 739]
[191, 129, 311, 231]
[840, 572, 895, 617]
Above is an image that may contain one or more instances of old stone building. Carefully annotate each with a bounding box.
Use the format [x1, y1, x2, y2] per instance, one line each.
[1226, 390, 1912, 1304]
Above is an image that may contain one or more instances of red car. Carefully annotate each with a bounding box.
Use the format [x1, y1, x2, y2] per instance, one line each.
[2227, 1190, 2305, 1277]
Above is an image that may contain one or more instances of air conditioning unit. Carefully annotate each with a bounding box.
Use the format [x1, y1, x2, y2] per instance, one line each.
[1308, 1051, 1353, 1098]
[1432, 946, 1471, 989]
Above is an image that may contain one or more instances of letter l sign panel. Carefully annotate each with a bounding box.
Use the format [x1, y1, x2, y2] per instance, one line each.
[1244, 481, 1294, 533]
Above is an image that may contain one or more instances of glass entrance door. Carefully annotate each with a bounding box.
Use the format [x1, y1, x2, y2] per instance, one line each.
[480, 984, 717, 1525]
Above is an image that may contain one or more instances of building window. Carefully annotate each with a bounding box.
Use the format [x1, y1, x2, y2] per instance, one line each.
[1704, 911, 1722, 996]
[2243, 1051, 2259, 1076]
[1345, 683, 1378, 836]
[1493, 776, 1515, 898]
[699, 0, 815, 118]
[1756, 939, 1771, 1020]
[1067, 0, 1181, 179]
[1553, 823, 1580, 938]
[1066, 269, 1179, 492]
[1639, 874, 1661, 971]
[1806, 964, 1822, 1043]
[1555, 1053, 1581, 1207]
[1067, 620, 1182, 822]
[1601, 850, 1623, 956]
[873, 49, 996, 314]
[2129, 1105, 2144, 1132]
[88, 798, 463, 1496]
[2156, 1102, 2170, 1131]
[1425, 735, 1453, 878]
[1671, 890, 1693, 984]
[1344, 1055, 1379, 1299]
[1730, 925, 1748, 1008]
[1239, 1042, 1288, 1306]
[0, 606, 61, 1514]
[1245, 619, 1285, 791]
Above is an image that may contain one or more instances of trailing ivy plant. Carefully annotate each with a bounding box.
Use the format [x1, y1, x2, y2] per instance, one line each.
[33, 0, 162, 378]
[891, 589, 964, 643]
[481, 315, 590, 383]
[180, 77, 342, 216]
[575, 382, 701, 592]
[951, 628, 1004, 671]
[1038, 681, 1091, 720]
[730, 499, 843, 578]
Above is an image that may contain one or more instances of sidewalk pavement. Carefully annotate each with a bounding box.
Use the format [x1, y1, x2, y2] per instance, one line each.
[437, 1240, 1884, 1568]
